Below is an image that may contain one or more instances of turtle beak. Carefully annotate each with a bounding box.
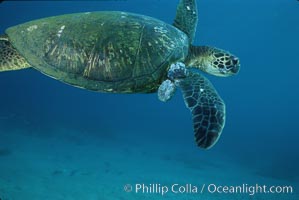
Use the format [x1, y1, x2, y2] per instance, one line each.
[230, 56, 240, 74]
[232, 64, 240, 74]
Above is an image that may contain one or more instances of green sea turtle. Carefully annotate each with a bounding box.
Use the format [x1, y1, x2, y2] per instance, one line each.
[0, 0, 240, 149]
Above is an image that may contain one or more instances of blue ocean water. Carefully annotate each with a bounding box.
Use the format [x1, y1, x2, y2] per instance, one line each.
[0, 0, 298, 199]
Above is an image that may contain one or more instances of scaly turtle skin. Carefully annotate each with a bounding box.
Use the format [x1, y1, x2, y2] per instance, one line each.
[0, 0, 240, 149]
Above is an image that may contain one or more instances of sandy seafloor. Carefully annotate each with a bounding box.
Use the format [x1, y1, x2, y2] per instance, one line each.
[1, 0, 299, 199]
[0, 125, 298, 200]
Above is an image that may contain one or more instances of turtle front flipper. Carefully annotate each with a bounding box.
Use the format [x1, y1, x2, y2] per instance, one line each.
[178, 71, 225, 149]
[0, 35, 31, 72]
[173, 0, 198, 43]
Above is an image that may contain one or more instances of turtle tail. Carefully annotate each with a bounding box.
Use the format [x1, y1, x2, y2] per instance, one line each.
[0, 34, 31, 72]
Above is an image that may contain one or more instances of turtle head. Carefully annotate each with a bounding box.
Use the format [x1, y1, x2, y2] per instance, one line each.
[186, 46, 240, 77]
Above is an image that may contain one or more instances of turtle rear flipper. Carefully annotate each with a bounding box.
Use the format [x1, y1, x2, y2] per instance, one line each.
[178, 71, 226, 149]
[173, 0, 198, 43]
[0, 35, 30, 72]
